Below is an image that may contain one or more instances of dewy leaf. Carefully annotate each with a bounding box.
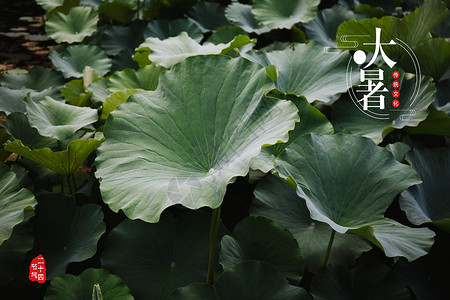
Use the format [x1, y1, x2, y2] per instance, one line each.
[144, 18, 203, 42]
[225, 3, 270, 34]
[49, 45, 112, 78]
[0, 163, 36, 245]
[274, 133, 421, 234]
[101, 89, 140, 119]
[45, 6, 98, 44]
[107, 64, 165, 92]
[101, 211, 226, 300]
[168, 261, 311, 300]
[251, 0, 321, 31]
[252, 174, 372, 273]
[24, 96, 98, 141]
[44, 268, 134, 300]
[187, 1, 229, 33]
[399, 148, 450, 232]
[220, 216, 304, 283]
[310, 261, 410, 300]
[304, 5, 361, 46]
[29, 195, 105, 279]
[0, 210, 34, 285]
[337, 0, 450, 57]
[4, 136, 104, 175]
[251, 94, 334, 173]
[137, 32, 255, 68]
[331, 72, 436, 144]
[348, 218, 435, 261]
[95, 55, 298, 223]
[242, 42, 358, 103]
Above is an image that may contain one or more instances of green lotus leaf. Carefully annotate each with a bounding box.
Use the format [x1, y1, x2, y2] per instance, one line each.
[95, 55, 298, 222]
[386, 142, 410, 163]
[225, 3, 270, 34]
[101, 210, 226, 299]
[49, 45, 112, 78]
[44, 268, 134, 300]
[331, 71, 436, 144]
[107, 64, 165, 93]
[251, 0, 321, 31]
[0, 128, 10, 162]
[348, 218, 435, 261]
[144, 18, 203, 42]
[80, 0, 102, 9]
[137, 32, 255, 68]
[399, 148, 450, 232]
[435, 78, 450, 114]
[98, 0, 136, 24]
[1, 66, 64, 91]
[3, 112, 59, 150]
[337, 0, 449, 58]
[0, 210, 34, 285]
[187, 1, 229, 33]
[246, 42, 358, 103]
[61, 79, 92, 107]
[354, 3, 390, 18]
[29, 195, 105, 279]
[24, 96, 98, 141]
[101, 22, 147, 56]
[220, 216, 304, 282]
[168, 261, 311, 300]
[404, 105, 450, 136]
[304, 5, 361, 46]
[101, 89, 140, 119]
[36, 0, 64, 10]
[310, 261, 410, 300]
[4, 136, 104, 175]
[252, 174, 372, 273]
[410, 38, 450, 82]
[0, 163, 36, 245]
[251, 94, 334, 173]
[45, 6, 98, 43]
[87, 79, 111, 104]
[274, 133, 420, 234]
[207, 26, 247, 44]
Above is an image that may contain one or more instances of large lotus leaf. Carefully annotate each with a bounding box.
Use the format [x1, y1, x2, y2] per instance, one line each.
[304, 5, 361, 46]
[187, 1, 229, 33]
[44, 268, 134, 300]
[24, 96, 98, 141]
[95, 55, 298, 222]
[107, 64, 165, 93]
[3, 113, 59, 150]
[410, 38, 450, 82]
[348, 218, 435, 261]
[36, 0, 64, 10]
[101, 89, 140, 119]
[252, 174, 372, 273]
[101, 22, 147, 56]
[399, 148, 450, 232]
[4, 136, 104, 175]
[45, 6, 98, 43]
[0, 163, 36, 245]
[144, 18, 203, 42]
[310, 262, 410, 300]
[331, 71, 436, 144]
[225, 3, 270, 34]
[251, 94, 334, 173]
[251, 0, 320, 31]
[337, 0, 449, 58]
[0, 88, 63, 115]
[207, 26, 247, 45]
[274, 133, 420, 234]
[1, 66, 64, 91]
[98, 1, 135, 24]
[87, 79, 111, 104]
[386, 142, 410, 163]
[242, 42, 358, 103]
[137, 32, 255, 68]
[29, 195, 105, 279]
[404, 105, 450, 137]
[101, 211, 226, 299]
[168, 261, 311, 300]
[0, 210, 34, 285]
[49, 45, 112, 78]
[220, 216, 304, 283]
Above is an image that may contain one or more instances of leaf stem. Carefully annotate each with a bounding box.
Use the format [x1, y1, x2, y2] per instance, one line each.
[321, 229, 336, 268]
[206, 206, 221, 285]
[66, 175, 75, 202]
